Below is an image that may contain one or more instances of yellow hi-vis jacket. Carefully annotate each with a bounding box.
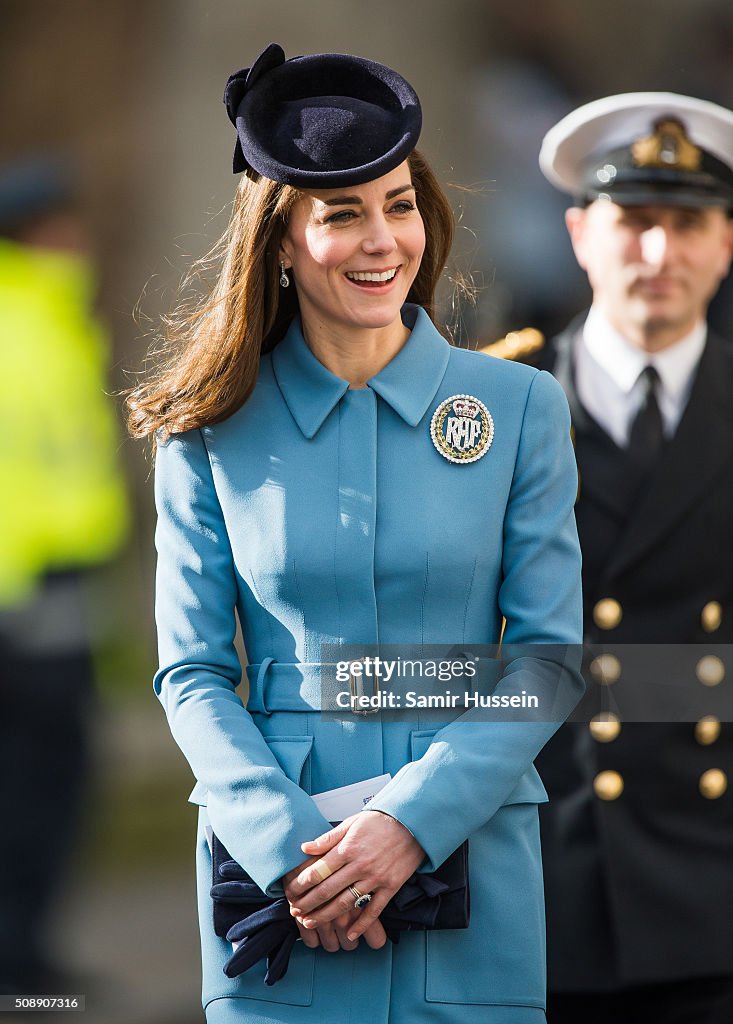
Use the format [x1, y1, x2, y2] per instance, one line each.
[0, 238, 129, 607]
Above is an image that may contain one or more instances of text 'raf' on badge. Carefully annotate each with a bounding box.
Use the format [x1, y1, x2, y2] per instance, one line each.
[430, 394, 494, 464]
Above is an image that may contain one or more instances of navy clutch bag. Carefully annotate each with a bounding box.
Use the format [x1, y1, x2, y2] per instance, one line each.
[210, 832, 469, 984]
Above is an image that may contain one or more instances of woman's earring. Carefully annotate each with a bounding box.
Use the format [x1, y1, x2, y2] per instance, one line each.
[279, 262, 290, 288]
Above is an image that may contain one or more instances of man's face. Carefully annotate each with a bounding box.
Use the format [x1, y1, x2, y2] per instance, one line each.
[566, 200, 733, 350]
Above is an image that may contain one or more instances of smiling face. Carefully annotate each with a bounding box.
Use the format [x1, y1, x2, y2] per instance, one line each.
[566, 200, 733, 350]
[279, 161, 426, 340]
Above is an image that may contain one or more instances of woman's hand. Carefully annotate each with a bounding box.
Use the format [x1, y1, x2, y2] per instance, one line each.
[294, 910, 387, 951]
[284, 810, 425, 942]
[284, 857, 387, 950]
[295, 913, 354, 952]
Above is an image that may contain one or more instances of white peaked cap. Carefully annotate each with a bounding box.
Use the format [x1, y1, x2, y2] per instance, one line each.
[539, 92, 733, 204]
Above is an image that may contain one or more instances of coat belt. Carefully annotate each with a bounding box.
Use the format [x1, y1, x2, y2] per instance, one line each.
[246, 659, 337, 714]
[245, 657, 504, 715]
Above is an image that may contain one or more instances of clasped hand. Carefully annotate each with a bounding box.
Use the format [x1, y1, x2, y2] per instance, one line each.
[282, 809, 424, 951]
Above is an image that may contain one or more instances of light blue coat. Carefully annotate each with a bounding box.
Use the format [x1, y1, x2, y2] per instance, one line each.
[153, 305, 583, 1023]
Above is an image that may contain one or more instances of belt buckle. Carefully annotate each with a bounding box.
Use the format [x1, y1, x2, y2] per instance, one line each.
[348, 659, 380, 715]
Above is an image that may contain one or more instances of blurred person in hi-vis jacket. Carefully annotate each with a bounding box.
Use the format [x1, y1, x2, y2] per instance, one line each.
[0, 158, 128, 995]
[533, 94, 733, 1024]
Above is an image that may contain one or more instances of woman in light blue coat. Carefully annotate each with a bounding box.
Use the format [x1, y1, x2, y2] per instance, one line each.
[129, 44, 583, 1024]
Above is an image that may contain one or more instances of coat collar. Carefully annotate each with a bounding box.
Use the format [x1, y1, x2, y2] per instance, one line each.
[271, 304, 450, 438]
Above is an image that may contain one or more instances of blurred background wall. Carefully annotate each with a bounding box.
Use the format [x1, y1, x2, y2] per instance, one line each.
[0, 1, 731, 1021]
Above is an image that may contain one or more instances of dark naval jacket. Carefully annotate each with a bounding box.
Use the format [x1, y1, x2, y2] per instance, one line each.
[536, 319, 733, 991]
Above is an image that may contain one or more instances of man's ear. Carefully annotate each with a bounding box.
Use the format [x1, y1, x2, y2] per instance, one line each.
[721, 215, 733, 278]
[565, 206, 589, 272]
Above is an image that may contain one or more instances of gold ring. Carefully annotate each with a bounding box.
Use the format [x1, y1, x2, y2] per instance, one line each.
[313, 860, 333, 881]
[349, 885, 373, 910]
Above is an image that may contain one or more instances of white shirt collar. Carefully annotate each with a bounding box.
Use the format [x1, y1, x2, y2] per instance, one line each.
[582, 305, 707, 401]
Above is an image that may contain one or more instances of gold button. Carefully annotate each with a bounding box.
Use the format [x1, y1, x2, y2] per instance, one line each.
[593, 599, 622, 630]
[594, 770, 624, 800]
[699, 769, 728, 800]
[701, 601, 722, 633]
[590, 654, 622, 685]
[696, 655, 725, 687]
[695, 716, 721, 746]
[589, 713, 621, 742]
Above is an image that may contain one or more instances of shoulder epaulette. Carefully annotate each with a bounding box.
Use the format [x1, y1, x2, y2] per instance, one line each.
[477, 328, 545, 361]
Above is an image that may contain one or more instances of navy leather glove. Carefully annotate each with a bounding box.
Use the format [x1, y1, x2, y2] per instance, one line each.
[224, 899, 298, 985]
[210, 837, 299, 984]
[210, 849, 272, 938]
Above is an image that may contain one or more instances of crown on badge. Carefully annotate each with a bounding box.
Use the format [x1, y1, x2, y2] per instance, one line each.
[631, 118, 702, 172]
[453, 398, 479, 419]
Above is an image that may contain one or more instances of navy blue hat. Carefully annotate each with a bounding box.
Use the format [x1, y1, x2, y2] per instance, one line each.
[223, 43, 422, 187]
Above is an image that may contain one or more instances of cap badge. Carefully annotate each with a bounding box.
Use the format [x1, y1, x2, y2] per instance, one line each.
[631, 118, 702, 172]
[430, 394, 494, 464]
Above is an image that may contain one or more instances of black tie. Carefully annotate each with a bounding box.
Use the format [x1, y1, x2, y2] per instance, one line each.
[628, 365, 664, 468]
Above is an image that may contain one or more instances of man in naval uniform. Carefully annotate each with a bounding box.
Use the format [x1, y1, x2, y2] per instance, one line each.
[535, 94, 733, 1022]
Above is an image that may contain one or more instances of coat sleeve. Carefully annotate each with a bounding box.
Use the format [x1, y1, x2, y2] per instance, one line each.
[153, 428, 331, 896]
[366, 370, 584, 870]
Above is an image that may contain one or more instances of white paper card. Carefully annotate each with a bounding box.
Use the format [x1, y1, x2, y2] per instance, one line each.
[311, 773, 391, 822]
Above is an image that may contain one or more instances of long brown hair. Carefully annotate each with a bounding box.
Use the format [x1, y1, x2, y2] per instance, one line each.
[126, 149, 454, 441]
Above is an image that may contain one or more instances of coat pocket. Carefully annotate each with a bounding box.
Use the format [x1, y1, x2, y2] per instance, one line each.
[410, 729, 548, 807]
[409, 729, 548, 1007]
[189, 734, 314, 806]
[264, 734, 314, 792]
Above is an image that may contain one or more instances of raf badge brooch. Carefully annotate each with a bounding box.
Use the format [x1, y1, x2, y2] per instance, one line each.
[430, 394, 494, 464]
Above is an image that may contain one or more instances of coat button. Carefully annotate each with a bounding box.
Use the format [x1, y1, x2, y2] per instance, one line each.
[696, 655, 725, 687]
[699, 769, 728, 800]
[590, 654, 622, 684]
[695, 716, 721, 746]
[594, 770, 624, 800]
[589, 713, 621, 742]
[593, 599, 623, 630]
[701, 601, 722, 633]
